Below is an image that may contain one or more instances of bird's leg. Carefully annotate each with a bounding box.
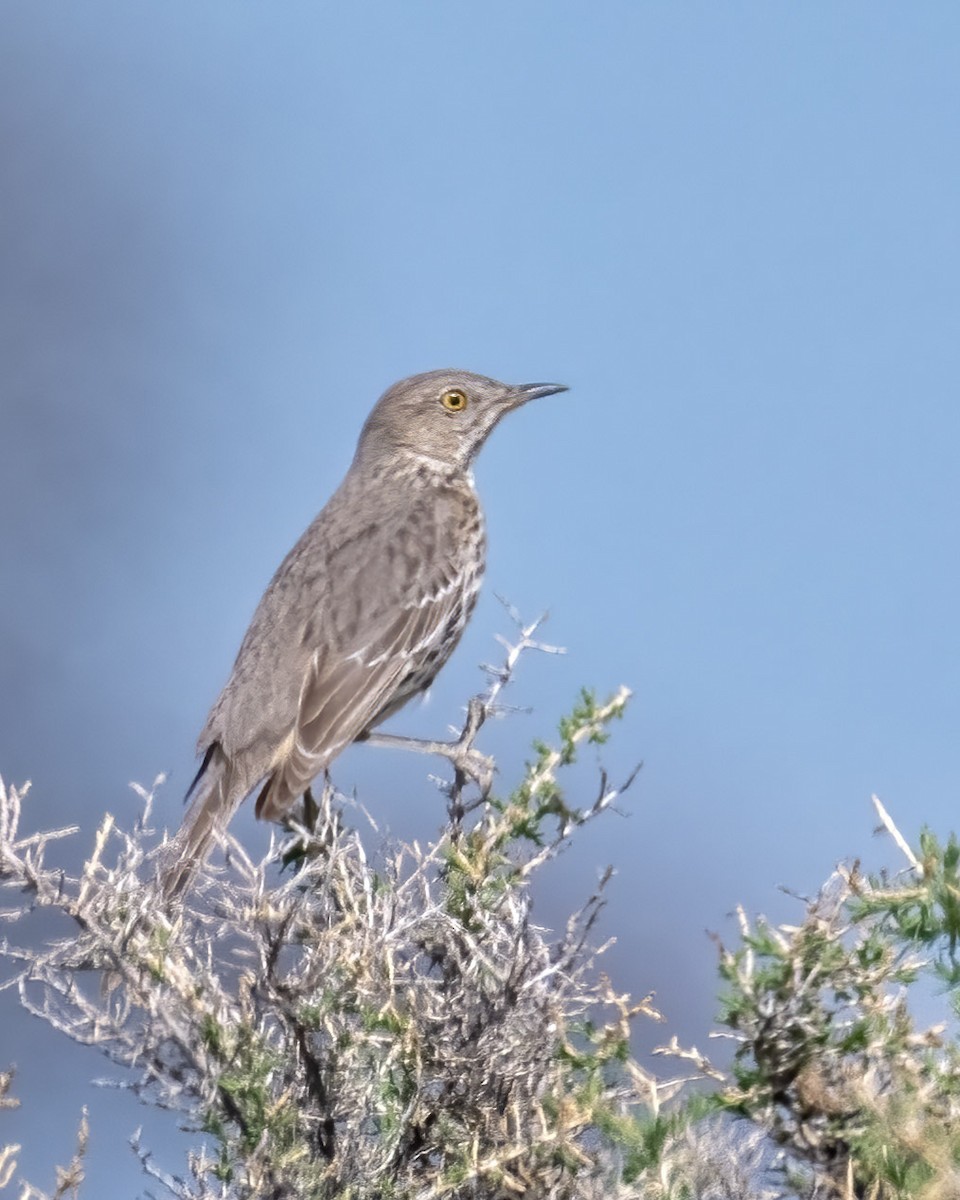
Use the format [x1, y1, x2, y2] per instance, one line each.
[360, 733, 495, 795]
[280, 776, 340, 871]
[359, 697, 494, 800]
[302, 784, 320, 830]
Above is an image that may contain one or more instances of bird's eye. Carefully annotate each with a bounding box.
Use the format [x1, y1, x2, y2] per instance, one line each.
[440, 388, 468, 413]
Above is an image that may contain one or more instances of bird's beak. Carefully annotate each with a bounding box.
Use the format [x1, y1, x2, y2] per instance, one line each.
[514, 382, 569, 404]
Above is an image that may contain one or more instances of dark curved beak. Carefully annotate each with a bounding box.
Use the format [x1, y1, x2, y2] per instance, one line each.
[516, 382, 569, 402]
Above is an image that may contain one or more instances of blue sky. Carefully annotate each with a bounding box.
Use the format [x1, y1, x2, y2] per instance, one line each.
[2, 4, 959, 1194]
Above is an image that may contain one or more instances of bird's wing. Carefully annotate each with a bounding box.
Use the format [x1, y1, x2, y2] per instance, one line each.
[254, 564, 466, 820]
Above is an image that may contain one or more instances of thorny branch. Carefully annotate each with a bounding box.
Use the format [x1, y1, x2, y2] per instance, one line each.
[0, 622, 685, 1200]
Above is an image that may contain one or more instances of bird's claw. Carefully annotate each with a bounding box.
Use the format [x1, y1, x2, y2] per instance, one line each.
[450, 745, 495, 796]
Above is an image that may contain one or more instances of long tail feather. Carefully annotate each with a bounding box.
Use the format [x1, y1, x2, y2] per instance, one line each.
[158, 745, 240, 901]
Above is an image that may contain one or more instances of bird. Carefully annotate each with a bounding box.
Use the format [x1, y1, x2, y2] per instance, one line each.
[159, 369, 567, 897]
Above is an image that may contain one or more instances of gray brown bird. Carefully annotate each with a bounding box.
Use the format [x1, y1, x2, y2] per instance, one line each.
[160, 369, 566, 896]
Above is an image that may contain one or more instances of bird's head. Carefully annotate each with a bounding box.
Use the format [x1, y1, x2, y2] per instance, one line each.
[355, 369, 567, 471]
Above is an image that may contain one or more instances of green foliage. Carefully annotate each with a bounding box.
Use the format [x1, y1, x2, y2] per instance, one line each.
[850, 829, 960, 989]
[715, 805, 960, 1197]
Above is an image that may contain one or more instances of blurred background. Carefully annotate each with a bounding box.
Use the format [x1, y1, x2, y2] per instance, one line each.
[2, 3, 959, 1194]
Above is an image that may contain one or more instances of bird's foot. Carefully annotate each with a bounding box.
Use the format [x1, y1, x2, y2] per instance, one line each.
[444, 743, 495, 797]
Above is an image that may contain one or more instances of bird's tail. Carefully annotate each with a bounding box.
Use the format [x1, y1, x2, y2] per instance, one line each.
[157, 744, 240, 902]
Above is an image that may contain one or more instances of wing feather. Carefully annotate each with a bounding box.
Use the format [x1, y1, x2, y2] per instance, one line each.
[255, 582, 464, 819]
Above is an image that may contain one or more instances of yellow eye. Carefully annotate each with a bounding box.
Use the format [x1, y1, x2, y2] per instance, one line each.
[440, 388, 468, 413]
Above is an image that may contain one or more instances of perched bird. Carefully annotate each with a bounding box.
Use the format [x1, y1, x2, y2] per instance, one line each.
[160, 369, 566, 896]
